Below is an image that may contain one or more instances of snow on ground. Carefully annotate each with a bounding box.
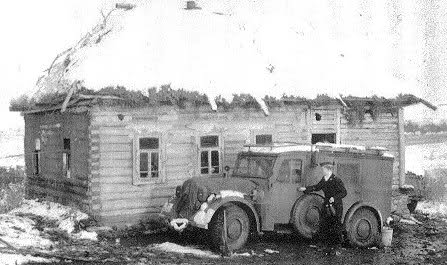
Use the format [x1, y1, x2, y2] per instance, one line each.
[416, 200, 447, 218]
[152, 242, 219, 258]
[0, 199, 96, 249]
[0, 214, 52, 249]
[405, 142, 447, 176]
[0, 253, 55, 265]
[10, 199, 89, 234]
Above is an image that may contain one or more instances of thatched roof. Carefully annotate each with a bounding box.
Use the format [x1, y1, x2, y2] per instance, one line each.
[10, 0, 437, 113]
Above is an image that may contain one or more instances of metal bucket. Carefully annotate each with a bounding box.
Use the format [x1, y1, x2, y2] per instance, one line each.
[381, 227, 393, 247]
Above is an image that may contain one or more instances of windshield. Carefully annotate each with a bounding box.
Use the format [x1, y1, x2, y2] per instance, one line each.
[233, 155, 276, 179]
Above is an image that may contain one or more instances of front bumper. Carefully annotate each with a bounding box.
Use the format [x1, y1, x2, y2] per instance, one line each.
[159, 199, 214, 231]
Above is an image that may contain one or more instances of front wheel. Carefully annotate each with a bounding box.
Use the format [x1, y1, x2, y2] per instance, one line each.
[292, 194, 324, 239]
[209, 204, 250, 251]
[346, 208, 379, 248]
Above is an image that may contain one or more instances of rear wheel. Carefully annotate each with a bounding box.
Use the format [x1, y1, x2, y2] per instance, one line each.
[346, 208, 379, 248]
[292, 194, 324, 238]
[209, 204, 250, 251]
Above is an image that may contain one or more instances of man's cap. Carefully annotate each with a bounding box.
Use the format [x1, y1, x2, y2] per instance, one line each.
[319, 162, 334, 167]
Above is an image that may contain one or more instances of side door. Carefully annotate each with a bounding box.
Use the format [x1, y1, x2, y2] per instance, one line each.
[334, 159, 362, 217]
[268, 156, 305, 225]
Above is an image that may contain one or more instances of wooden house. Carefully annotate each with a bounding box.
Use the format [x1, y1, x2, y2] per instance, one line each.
[9, 1, 438, 226]
[11, 93, 436, 226]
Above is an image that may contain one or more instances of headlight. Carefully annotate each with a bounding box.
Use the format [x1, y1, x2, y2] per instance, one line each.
[197, 186, 208, 202]
[207, 193, 216, 203]
[175, 185, 182, 198]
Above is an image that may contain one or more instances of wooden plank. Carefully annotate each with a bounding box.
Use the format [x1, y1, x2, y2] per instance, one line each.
[100, 152, 132, 160]
[99, 135, 132, 144]
[100, 167, 133, 176]
[100, 143, 132, 152]
[101, 159, 132, 169]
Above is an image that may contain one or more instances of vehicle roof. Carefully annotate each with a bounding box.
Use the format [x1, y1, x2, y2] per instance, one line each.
[242, 142, 394, 158]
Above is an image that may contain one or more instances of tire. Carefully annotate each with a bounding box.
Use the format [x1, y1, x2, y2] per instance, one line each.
[209, 204, 250, 251]
[292, 194, 324, 239]
[346, 208, 379, 248]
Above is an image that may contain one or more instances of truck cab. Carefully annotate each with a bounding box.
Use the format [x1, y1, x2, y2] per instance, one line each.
[160, 143, 394, 251]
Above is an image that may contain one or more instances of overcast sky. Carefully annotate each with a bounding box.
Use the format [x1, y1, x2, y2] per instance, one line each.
[0, 0, 445, 130]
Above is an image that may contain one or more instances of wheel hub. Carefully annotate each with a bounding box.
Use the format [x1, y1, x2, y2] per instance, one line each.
[356, 219, 372, 240]
[227, 219, 242, 240]
[305, 206, 320, 228]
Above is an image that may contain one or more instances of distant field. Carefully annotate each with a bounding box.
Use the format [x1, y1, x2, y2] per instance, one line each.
[406, 132, 447, 146]
[406, 141, 447, 176]
[0, 128, 24, 167]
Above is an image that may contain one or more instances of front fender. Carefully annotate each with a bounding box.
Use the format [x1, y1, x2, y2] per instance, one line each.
[194, 196, 261, 232]
[343, 202, 383, 232]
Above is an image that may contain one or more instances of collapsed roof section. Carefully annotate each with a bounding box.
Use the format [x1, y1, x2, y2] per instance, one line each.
[10, 1, 437, 114]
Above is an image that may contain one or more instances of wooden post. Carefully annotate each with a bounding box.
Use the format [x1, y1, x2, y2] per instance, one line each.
[398, 107, 405, 187]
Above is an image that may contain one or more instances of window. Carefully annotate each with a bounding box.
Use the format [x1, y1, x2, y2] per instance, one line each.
[311, 133, 336, 144]
[256, 134, 273, 145]
[33, 138, 41, 175]
[233, 156, 275, 179]
[277, 159, 303, 183]
[199, 135, 220, 175]
[63, 138, 71, 178]
[139, 137, 160, 179]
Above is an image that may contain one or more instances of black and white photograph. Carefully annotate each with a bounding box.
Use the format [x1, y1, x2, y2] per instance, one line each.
[0, 1, 446, 264]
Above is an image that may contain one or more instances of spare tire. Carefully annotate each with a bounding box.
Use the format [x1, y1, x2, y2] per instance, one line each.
[292, 194, 324, 238]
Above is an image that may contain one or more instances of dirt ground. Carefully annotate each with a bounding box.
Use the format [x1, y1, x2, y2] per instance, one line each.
[20, 213, 447, 265]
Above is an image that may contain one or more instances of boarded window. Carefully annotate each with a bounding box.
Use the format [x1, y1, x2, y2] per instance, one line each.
[33, 138, 41, 175]
[139, 137, 160, 179]
[311, 133, 336, 144]
[63, 138, 71, 178]
[200, 135, 220, 175]
[277, 159, 303, 183]
[256, 134, 273, 145]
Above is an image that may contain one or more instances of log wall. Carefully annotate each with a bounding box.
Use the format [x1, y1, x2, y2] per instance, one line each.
[24, 111, 91, 212]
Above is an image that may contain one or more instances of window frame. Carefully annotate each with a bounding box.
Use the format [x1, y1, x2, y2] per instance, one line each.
[133, 133, 163, 185]
[276, 158, 303, 183]
[33, 138, 41, 176]
[62, 138, 71, 178]
[255, 134, 273, 145]
[198, 135, 222, 176]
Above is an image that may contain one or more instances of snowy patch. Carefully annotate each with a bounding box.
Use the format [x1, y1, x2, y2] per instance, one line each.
[416, 201, 447, 218]
[10, 199, 89, 234]
[0, 214, 52, 249]
[219, 190, 245, 198]
[0, 253, 55, 265]
[0, 199, 96, 249]
[152, 242, 219, 258]
[73, 230, 98, 241]
[264, 249, 279, 254]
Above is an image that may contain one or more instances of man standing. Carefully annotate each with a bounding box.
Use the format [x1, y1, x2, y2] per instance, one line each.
[299, 162, 347, 254]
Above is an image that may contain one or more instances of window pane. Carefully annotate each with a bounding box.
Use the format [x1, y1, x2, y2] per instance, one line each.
[63, 138, 71, 150]
[211, 151, 219, 167]
[201, 151, 209, 167]
[278, 160, 290, 183]
[200, 136, 219, 148]
[151, 172, 159, 178]
[201, 168, 209, 174]
[290, 160, 303, 183]
[256, 134, 272, 145]
[235, 157, 248, 175]
[140, 138, 159, 149]
[140, 152, 148, 172]
[140, 172, 148, 178]
[151, 152, 159, 172]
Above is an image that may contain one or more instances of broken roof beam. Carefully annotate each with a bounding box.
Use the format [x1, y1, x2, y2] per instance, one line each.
[115, 3, 135, 10]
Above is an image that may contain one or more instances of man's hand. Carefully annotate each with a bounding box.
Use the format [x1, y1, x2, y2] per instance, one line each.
[298, 187, 306, 192]
[329, 197, 334, 203]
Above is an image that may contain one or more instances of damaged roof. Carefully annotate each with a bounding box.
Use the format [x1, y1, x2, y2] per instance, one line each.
[11, 0, 437, 113]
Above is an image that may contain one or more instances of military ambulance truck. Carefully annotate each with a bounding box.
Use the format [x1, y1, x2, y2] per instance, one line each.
[160, 143, 393, 251]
